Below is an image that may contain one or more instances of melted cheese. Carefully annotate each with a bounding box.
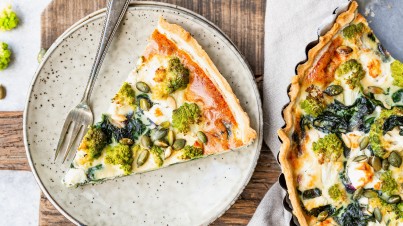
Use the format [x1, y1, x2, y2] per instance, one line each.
[347, 162, 374, 189]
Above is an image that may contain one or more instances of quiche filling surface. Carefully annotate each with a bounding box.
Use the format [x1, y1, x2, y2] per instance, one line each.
[279, 2, 403, 225]
[63, 18, 256, 187]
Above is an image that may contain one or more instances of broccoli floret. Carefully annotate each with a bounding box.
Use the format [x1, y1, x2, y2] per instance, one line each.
[328, 184, 344, 201]
[152, 57, 189, 99]
[112, 82, 136, 108]
[369, 107, 403, 158]
[391, 60, 403, 87]
[342, 22, 365, 39]
[172, 103, 201, 133]
[0, 42, 11, 70]
[312, 134, 343, 163]
[180, 145, 203, 160]
[78, 126, 108, 161]
[105, 143, 134, 175]
[336, 59, 365, 89]
[149, 146, 163, 167]
[380, 171, 398, 195]
[300, 98, 325, 117]
[0, 6, 19, 31]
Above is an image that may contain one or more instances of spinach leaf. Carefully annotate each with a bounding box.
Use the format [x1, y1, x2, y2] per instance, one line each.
[98, 114, 147, 143]
[87, 164, 103, 181]
[392, 89, 403, 103]
[383, 115, 403, 135]
[336, 203, 375, 226]
[313, 113, 348, 134]
[307, 205, 335, 217]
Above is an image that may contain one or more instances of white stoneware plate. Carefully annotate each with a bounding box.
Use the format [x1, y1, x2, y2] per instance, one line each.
[24, 2, 262, 225]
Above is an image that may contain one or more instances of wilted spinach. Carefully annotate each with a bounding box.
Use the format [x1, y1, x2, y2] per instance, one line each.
[336, 203, 375, 226]
[383, 115, 403, 135]
[87, 164, 103, 181]
[97, 114, 147, 143]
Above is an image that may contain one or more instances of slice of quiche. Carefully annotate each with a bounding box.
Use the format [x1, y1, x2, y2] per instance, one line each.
[63, 18, 256, 187]
[279, 1, 403, 226]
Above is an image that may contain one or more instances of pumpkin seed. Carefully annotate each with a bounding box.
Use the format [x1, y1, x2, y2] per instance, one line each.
[374, 207, 382, 223]
[140, 98, 151, 111]
[37, 48, 47, 63]
[154, 140, 168, 148]
[324, 85, 343, 96]
[197, 131, 208, 144]
[136, 81, 150, 93]
[0, 84, 5, 100]
[387, 195, 401, 204]
[363, 190, 378, 198]
[302, 188, 322, 200]
[369, 156, 382, 171]
[173, 139, 186, 150]
[151, 128, 168, 141]
[317, 210, 328, 222]
[353, 155, 368, 162]
[166, 96, 177, 109]
[140, 136, 152, 149]
[388, 151, 402, 168]
[167, 130, 175, 146]
[341, 134, 351, 148]
[336, 45, 353, 55]
[164, 146, 172, 159]
[382, 159, 390, 170]
[367, 86, 385, 94]
[398, 203, 403, 212]
[160, 121, 170, 129]
[119, 138, 133, 145]
[359, 136, 369, 150]
[137, 149, 149, 167]
[353, 187, 363, 200]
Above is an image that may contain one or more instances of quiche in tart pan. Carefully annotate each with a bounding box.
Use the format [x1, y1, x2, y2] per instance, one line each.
[278, 1, 403, 225]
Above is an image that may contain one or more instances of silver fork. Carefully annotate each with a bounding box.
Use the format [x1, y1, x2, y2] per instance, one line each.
[54, 0, 131, 163]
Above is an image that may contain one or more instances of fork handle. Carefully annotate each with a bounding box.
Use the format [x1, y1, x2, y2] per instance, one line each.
[81, 0, 131, 103]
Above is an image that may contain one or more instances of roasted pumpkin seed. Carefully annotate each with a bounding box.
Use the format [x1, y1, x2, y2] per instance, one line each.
[140, 98, 151, 111]
[140, 136, 152, 149]
[353, 155, 368, 162]
[324, 85, 343, 96]
[341, 133, 351, 148]
[167, 130, 175, 146]
[363, 190, 378, 198]
[387, 195, 401, 204]
[164, 146, 172, 159]
[151, 128, 168, 141]
[359, 136, 369, 150]
[353, 187, 363, 200]
[382, 159, 390, 170]
[160, 121, 170, 129]
[154, 140, 168, 148]
[388, 151, 402, 167]
[374, 207, 382, 223]
[367, 86, 385, 94]
[0, 84, 5, 100]
[173, 139, 186, 150]
[197, 131, 208, 144]
[119, 138, 133, 145]
[137, 149, 149, 167]
[369, 156, 382, 171]
[136, 81, 150, 93]
[317, 210, 328, 222]
[336, 45, 353, 55]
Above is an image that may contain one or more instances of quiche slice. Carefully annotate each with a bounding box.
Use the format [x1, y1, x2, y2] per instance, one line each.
[63, 18, 256, 187]
[279, 1, 403, 225]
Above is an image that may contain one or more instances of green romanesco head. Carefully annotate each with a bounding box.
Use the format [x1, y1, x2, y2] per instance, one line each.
[300, 98, 325, 117]
[149, 146, 163, 167]
[180, 145, 203, 160]
[336, 59, 365, 89]
[0, 42, 11, 70]
[342, 22, 365, 39]
[391, 60, 403, 87]
[312, 133, 343, 163]
[328, 184, 344, 201]
[172, 102, 201, 133]
[112, 82, 136, 108]
[380, 171, 398, 196]
[105, 143, 134, 175]
[0, 6, 19, 31]
[79, 126, 108, 161]
[369, 107, 403, 158]
[166, 57, 190, 93]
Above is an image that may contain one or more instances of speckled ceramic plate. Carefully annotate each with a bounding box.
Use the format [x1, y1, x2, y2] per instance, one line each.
[24, 2, 262, 225]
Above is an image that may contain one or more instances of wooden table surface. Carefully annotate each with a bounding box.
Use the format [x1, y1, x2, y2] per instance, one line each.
[0, 0, 282, 225]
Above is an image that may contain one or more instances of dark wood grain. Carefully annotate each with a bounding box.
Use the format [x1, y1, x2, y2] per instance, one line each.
[0, 0, 277, 225]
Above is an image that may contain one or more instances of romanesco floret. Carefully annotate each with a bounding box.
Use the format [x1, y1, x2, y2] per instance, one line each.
[180, 145, 203, 160]
[0, 42, 11, 70]
[300, 98, 325, 117]
[336, 59, 365, 89]
[78, 126, 107, 161]
[105, 143, 134, 175]
[312, 134, 343, 163]
[112, 82, 136, 108]
[342, 22, 365, 39]
[369, 107, 403, 158]
[391, 60, 403, 87]
[166, 57, 190, 93]
[172, 102, 201, 133]
[149, 146, 163, 167]
[328, 184, 344, 201]
[380, 171, 398, 195]
[0, 6, 19, 31]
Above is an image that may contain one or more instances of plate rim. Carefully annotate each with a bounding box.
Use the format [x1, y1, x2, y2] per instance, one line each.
[23, 1, 263, 225]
